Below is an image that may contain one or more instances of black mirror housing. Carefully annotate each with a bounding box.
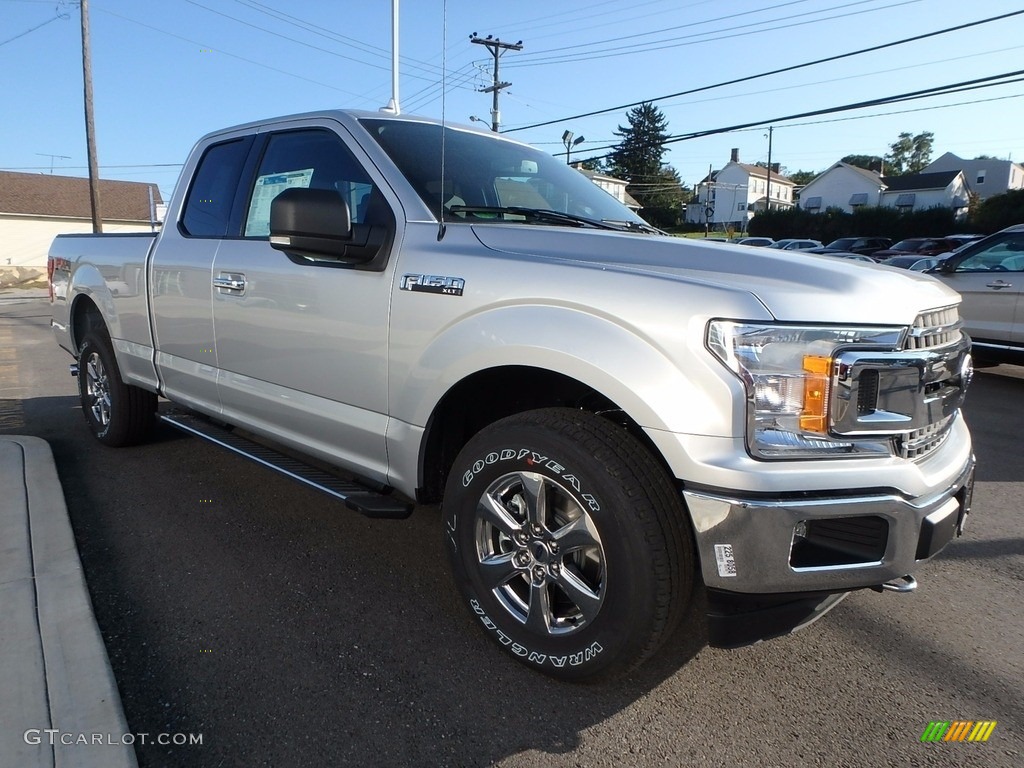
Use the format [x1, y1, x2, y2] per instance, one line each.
[269, 187, 369, 262]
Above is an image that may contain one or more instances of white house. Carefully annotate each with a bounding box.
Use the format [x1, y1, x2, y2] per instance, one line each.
[878, 170, 971, 217]
[799, 162, 884, 213]
[922, 152, 1024, 201]
[686, 148, 795, 228]
[0, 171, 163, 275]
[574, 167, 641, 210]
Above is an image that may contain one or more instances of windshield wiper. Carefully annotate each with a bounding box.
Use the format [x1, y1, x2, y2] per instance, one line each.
[446, 205, 624, 231]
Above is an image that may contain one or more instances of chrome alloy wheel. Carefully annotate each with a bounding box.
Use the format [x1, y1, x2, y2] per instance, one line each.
[474, 471, 605, 636]
[84, 351, 112, 427]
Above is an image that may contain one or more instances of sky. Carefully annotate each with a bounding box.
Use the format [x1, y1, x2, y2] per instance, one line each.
[2, 0, 1023, 203]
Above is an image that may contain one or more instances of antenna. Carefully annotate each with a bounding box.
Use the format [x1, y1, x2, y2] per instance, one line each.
[35, 153, 71, 174]
[381, 0, 400, 114]
[437, 0, 448, 241]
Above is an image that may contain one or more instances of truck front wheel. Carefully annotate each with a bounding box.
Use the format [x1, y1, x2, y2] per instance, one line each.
[443, 408, 694, 681]
[78, 329, 156, 446]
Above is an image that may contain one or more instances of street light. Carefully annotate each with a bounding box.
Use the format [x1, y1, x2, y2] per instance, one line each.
[562, 130, 585, 165]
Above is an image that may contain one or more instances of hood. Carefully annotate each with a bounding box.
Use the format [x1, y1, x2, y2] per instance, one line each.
[470, 225, 960, 325]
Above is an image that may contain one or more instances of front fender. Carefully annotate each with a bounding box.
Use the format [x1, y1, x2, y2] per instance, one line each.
[390, 304, 743, 439]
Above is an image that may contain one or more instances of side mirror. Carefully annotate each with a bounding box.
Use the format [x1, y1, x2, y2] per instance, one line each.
[932, 257, 955, 274]
[269, 187, 372, 263]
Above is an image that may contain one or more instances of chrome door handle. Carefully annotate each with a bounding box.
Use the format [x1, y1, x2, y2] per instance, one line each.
[213, 273, 246, 294]
[985, 280, 1012, 289]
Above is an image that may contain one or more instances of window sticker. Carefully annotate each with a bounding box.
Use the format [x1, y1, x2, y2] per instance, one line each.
[244, 168, 314, 237]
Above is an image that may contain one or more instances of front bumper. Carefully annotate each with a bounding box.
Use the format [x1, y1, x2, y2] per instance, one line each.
[683, 453, 975, 595]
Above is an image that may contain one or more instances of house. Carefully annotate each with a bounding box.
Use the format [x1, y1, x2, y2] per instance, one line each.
[0, 171, 163, 276]
[574, 167, 641, 211]
[796, 163, 971, 217]
[799, 162, 884, 213]
[878, 170, 970, 217]
[922, 152, 1024, 201]
[685, 148, 795, 228]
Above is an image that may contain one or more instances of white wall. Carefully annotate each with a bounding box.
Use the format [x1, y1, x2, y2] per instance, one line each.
[0, 215, 156, 268]
[800, 165, 881, 213]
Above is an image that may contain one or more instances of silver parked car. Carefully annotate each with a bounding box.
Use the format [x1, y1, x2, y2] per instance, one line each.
[930, 224, 1024, 363]
[766, 238, 822, 251]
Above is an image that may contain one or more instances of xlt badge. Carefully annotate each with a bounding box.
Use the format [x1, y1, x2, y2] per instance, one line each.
[401, 274, 465, 296]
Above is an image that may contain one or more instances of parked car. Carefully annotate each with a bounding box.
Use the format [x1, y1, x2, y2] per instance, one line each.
[882, 255, 942, 271]
[734, 236, 775, 247]
[929, 223, 1024, 363]
[944, 234, 986, 248]
[806, 237, 892, 257]
[766, 238, 822, 251]
[872, 238, 959, 260]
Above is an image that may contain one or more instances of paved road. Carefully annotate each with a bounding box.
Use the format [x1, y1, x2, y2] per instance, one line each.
[3, 292, 1022, 767]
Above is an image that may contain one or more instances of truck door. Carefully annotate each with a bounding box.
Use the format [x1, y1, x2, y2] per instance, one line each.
[211, 124, 399, 482]
[151, 135, 254, 414]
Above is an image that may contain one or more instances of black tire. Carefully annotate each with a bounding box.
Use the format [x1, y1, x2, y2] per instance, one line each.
[443, 408, 694, 681]
[78, 329, 156, 446]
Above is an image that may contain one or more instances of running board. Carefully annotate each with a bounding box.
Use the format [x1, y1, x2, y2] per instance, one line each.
[159, 413, 413, 519]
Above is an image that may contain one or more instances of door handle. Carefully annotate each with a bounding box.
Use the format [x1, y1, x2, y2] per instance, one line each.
[985, 280, 1012, 289]
[214, 273, 246, 294]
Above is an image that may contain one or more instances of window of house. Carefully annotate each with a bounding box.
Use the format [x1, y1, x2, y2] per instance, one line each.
[849, 193, 869, 207]
[895, 193, 916, 208]
[976, 170, 986, 185]
[804, 196, 822, 210]
[737, 201, 746, 211]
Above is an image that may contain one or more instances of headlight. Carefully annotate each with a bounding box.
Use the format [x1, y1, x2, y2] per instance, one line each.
[707, 321, 905, 459]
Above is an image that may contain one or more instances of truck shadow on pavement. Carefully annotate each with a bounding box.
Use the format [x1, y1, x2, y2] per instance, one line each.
[19, 401, 708, 767]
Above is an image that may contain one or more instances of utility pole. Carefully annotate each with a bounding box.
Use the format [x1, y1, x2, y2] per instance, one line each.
[764, 125, 773, 214]
[469, 33, 522, 132]
[80, 0, 102, 232]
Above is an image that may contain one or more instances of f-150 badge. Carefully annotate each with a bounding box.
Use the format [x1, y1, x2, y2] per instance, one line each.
[400, 274, 465, 296]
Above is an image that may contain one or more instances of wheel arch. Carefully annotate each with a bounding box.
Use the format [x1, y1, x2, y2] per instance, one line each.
[416, 365, 672, 504]
[69, 293, 106, 353]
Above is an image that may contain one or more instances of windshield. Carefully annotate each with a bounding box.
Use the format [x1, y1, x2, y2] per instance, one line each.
[360, 118, 646, 227]
[826, 238, 856, 249]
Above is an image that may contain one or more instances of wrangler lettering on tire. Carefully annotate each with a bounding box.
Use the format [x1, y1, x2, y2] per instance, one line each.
[444, 408, 694, 681]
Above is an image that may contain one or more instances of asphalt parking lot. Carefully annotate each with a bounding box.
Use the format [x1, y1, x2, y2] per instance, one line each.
[2, 290, 1022, 767]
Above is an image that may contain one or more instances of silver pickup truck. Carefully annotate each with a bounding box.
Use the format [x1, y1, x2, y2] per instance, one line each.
[49, 110, 975, 680]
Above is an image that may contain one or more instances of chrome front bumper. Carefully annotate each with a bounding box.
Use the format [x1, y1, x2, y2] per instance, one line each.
[684, 454, 975, 593]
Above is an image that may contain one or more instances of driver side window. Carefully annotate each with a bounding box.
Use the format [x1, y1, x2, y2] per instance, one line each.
[243, 128, 382, 237]
[956, 234, 1024, 272]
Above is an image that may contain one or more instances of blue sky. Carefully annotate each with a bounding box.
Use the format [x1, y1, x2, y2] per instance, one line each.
[2, 0, 1022, 201]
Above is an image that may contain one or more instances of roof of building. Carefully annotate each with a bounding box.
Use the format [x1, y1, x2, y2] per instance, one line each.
[0, 171, 163, 221]
[699, 163, 794, 185]
[880, 170, 961, 192]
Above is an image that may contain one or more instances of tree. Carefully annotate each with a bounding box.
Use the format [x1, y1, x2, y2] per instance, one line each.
[609, 102, 669, 183]
[884, 131, 934, 175]
[786, 169, 818, 186]
[840, 154, 884, 173]
[608, 103, 683, 228]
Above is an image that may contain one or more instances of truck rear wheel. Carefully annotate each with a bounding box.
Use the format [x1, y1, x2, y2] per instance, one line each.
[443, 407, 694, 681]
[78, 329, 156, 446]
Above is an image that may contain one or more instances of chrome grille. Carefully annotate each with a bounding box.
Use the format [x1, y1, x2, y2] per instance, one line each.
[904, 305, 962, 350]
[895, 415, 954, 460]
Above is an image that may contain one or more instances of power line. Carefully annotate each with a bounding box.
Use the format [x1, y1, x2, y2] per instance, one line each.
[0, 10, 63, 47]
[573, 70, 1024, 163]
[510, 0, 847, 63]
[503, 9, 1024, 133]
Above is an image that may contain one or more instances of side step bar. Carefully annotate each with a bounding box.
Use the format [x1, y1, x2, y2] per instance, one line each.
[159, 412, 413, 519]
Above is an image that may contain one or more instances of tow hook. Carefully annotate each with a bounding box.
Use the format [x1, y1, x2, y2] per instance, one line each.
[69, 363, 79, 377]
[872, 574, 917, 593]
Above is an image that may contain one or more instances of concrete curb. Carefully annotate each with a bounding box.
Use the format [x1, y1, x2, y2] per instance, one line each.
[0, 436, 137, 768]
